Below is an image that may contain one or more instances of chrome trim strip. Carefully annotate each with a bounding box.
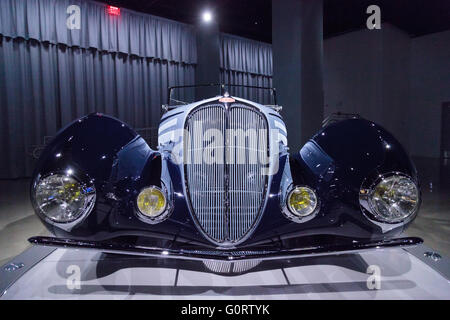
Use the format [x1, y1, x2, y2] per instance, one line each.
[159, 130, 184, 146]
[158, 130, 175, 144]
[278, 132, 287, 145]
[274, 120, 287, 134]
[158, 118, 178, 135]
[28, 236, 423, 262]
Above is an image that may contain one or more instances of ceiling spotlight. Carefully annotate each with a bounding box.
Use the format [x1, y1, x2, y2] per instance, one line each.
[202, 11, 212, 23]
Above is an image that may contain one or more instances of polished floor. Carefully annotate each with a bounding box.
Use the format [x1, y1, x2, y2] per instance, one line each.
[0, 179, 49, 266]
[0, 157, 449, 266]
[3, 245, 449, 299]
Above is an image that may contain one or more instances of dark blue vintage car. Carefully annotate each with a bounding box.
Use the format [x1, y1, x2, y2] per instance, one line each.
[29, 85, 422, 261]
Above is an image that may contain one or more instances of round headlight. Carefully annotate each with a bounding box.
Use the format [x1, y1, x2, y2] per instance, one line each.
[34, 174, 96, 223]
[137, 186, 167, 218]
[368, 175, 419, 223]
[287, 186, 318, 217]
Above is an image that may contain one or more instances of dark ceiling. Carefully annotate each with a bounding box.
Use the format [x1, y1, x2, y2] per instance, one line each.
[97, 0, 450, 43]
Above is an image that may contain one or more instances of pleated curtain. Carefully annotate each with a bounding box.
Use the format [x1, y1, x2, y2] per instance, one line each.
[0, 0, 197, 178]
[220, 33, 273, 105]
[0, 1, 275, 179]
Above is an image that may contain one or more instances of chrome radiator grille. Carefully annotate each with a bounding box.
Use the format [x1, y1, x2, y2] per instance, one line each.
[184, 103, 269, 244]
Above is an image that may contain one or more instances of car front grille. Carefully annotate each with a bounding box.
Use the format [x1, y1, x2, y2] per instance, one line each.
[184, 103, 269, 244]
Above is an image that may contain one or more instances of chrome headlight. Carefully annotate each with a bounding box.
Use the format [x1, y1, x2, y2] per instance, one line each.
[287, 186, 319, 217]
[363, 174, 419, 223]
[34, 174, 96, 223]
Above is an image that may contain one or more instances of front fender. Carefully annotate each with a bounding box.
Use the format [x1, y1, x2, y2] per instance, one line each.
[30, 114, 162, 238]
[288, 118, 419, 238]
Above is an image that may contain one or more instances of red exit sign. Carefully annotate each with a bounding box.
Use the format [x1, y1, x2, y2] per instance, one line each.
[107, 5, 120, 16]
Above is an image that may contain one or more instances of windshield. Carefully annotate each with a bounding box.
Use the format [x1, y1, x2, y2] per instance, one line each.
[168, 84, 276, 106]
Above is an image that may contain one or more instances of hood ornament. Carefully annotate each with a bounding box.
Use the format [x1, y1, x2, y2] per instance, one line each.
[219, 92, 235, 103]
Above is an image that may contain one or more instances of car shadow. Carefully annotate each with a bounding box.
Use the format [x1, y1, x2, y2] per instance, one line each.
[48, 249, 415, 297]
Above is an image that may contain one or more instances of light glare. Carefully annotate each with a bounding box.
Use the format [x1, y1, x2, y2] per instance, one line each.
[202, 11, 212, 23]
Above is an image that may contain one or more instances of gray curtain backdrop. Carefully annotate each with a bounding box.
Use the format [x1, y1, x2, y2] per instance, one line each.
[0, 0, 196, 179]
[220, 34, 273, 105]
[0, 1, 274, 179]
[0, 0, 197, 63]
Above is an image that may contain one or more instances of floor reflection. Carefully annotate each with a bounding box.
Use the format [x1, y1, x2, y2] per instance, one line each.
[46, 248, 415, 297]
[406, 157, 450, 257]
[47, 280, 416, 296]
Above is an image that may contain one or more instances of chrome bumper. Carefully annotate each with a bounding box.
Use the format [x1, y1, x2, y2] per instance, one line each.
[29, 236, 423, 262]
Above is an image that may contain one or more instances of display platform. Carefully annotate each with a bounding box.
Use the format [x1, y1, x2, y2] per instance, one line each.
[1, 244, 449, 299]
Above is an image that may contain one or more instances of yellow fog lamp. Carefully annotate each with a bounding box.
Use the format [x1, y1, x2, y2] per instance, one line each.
[137, 186, 167, 218]
[287, 186, 318, 217]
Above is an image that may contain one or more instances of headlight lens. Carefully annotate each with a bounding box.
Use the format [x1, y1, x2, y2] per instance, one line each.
[369, 175, 419, 223]
[137, 186, 167, 218]
[35, 174, 96, 223]
[287, 186, 318, 217]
